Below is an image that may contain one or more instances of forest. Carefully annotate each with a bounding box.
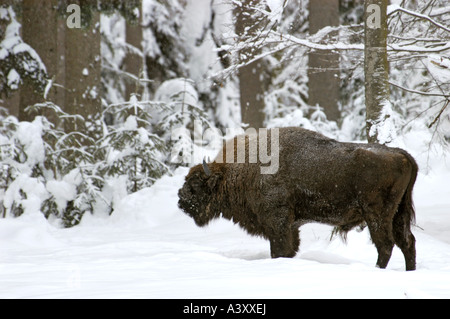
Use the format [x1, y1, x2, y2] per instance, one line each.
[0, 0, 449, 226]
[1, 0, 450, 300]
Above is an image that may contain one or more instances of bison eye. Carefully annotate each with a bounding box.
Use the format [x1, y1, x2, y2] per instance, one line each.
[190, 179, 203, 191]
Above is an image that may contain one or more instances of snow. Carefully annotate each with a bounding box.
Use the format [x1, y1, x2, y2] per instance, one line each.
[12, 119, 46, 170]
[427, 54, 450, 83]
[7, 69, 20, 90]
[387, 4, 450, 33]
[180, 0, 224, 93]
[265, 0, 285, 24]
[387, 4, 402, 15]
[154, 78, 199, 110]
[368, 100, 400, 145]
[2, 0, 450, 300]
[3, 174, 48, 216]
[0, 6, 47, 74]
[46, 180, 77, 213]
[1, 144, 450, 298]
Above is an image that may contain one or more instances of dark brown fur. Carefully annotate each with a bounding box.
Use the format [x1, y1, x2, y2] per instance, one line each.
[178, 127, 418, 270]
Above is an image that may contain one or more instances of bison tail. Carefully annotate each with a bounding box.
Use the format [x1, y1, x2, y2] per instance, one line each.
[394, 150, 418, 271]
[397, 150, 418, 225]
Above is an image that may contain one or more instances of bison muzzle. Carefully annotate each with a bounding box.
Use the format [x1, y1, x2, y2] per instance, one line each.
[178, 127, 418, 271]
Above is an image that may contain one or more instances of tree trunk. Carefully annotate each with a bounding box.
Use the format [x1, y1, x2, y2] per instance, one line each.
[124, 3, 144, 101]
[364, 0, 390, 143]
[235, 0, 265, 129]
[64, 4, 101, 140]
[308, 0, 340, 122]
[20, 0, 58, 122]
[0, 7, 20, 118]
[55, 15, 67, 115]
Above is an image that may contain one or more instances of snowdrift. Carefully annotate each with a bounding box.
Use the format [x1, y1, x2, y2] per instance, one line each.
[1, 140, 450, 299]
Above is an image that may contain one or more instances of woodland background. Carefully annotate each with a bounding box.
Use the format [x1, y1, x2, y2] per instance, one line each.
[0, 0, 449, 226]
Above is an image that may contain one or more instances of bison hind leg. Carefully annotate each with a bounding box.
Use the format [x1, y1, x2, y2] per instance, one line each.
[363, 205, 396, 269]
[393, 211, 416, 271]
[364, 221, 394, 269]
[367, 223, 395, 269]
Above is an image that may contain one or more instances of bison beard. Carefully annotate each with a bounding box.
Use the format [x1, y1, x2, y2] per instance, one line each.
[178, 127, 418, 271]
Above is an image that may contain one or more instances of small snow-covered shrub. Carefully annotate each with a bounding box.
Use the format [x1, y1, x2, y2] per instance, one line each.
[0, 104, 105, 226]
[0, 79, 214, 226]
[0, 111, 49, 218]
[100, 94, 170, 193]
[264, 79, 340, 140]
[153, 78, 216, 166]
[0, 97, 170, 227]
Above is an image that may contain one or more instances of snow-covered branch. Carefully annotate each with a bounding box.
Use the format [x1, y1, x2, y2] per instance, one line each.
[388, 4, 450, 33]
[270, 30, 364, 51]
[0, 6, 48, 96]
[388, 42, 450, 53]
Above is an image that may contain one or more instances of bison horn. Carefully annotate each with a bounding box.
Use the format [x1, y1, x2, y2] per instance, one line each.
[202, 159, 211, 176]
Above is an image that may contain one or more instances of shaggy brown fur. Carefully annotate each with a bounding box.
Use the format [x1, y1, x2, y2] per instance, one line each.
[178, 127, 418, 271]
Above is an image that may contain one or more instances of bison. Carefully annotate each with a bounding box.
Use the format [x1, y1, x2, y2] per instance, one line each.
[178, 127, 418, 271]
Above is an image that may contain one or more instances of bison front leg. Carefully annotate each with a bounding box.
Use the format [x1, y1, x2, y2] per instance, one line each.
[270, 236, 297, 258]
[269, 226, 300, 258]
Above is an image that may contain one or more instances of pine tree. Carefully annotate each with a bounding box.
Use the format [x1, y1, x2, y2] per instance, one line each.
[0, 4, 48, 117]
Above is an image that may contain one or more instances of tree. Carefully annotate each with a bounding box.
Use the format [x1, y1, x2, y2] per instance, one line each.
[308, 0, 340, 122]
[20, 0, 59, 123]
[219, 0, 449, 144]
[387, 1, 450, 145]
[0, 3, 48, 119]
[123, 2, 144, 100]
[234, 0, 266, 129]
[0, 2, 20, 118]
[143, 0, 188, 94]
[364, 0, 390, 143]
[64, 1, 101, 140]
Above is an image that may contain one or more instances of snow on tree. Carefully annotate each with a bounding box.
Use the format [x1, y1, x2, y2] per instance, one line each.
[387, 1, 450, 146]
[142, 0, 188, 92]
[0, 6, 48, 100]
[216, 0, 450, 145]
[1, 0, 449, 226]
[100, 94, 170, 194]
[364, 0, 390, 144]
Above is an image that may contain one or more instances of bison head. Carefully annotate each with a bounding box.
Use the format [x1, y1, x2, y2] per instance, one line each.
[178, 160, 223, 227]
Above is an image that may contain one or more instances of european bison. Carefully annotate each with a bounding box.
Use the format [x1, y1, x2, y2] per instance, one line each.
[178, 127, 418, 271]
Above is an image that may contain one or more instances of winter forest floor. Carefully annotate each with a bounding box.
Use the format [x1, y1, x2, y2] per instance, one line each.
[2, 0, 450, 300]
[1, 144, 450, 299]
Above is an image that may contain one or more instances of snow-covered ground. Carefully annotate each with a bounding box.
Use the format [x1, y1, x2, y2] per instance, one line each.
[1, 146, 450, 299]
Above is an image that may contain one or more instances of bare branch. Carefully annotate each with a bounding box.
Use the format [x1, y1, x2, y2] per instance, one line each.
[428, 100, 450, 128]
[389, 81, 450, 98]
[429, 6, 450, 17]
